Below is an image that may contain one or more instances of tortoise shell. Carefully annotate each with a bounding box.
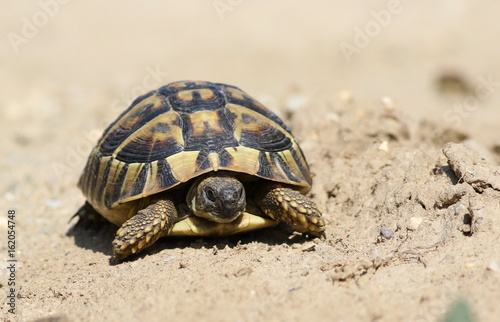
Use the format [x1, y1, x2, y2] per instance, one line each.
[78, 81, 312, 222]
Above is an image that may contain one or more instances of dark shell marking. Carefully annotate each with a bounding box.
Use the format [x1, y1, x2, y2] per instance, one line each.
[78, 81, 312, 214]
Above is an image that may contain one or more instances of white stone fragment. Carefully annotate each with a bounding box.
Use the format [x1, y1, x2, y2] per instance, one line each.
[408, 217, 423, 230]
[378, 141, 389, 152]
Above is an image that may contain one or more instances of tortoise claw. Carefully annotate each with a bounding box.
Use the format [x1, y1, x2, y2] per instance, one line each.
[255, 183, 325, 237]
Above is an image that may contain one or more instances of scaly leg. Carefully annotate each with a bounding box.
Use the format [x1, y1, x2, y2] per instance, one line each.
[112, 197, 178, 261]
[255, 183, 325, 237]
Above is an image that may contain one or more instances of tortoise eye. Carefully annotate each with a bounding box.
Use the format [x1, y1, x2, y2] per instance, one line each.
[206, 188, 216, 202]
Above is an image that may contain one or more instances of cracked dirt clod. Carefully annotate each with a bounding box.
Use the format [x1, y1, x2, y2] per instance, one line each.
[443, 142, 500, 192]
[434, 183, 474, 209]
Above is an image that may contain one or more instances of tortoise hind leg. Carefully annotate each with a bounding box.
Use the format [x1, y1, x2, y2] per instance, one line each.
[255, 183, 325, 237]
[112, 196, 178, 262]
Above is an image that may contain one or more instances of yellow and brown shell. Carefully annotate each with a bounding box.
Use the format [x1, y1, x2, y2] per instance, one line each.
[78, 81, 312, 223]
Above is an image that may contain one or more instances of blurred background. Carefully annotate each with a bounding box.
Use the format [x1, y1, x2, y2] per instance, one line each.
[2, 1, 499, 144]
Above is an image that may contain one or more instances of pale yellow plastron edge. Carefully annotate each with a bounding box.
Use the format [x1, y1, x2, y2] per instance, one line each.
[167, 212, 278, 237]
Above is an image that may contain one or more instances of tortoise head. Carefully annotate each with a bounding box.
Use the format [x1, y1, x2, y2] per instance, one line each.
[186, 174, 246, 223]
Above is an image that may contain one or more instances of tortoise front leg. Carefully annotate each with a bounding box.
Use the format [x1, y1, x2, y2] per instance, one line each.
[255, 183, 325, 237]
[112, 196, 178, 262]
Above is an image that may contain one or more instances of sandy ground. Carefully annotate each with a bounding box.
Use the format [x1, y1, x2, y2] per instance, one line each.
[1, 1, 500, 321]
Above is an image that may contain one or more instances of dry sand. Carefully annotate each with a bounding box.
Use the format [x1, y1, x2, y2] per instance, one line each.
[1, 1, 500, 321]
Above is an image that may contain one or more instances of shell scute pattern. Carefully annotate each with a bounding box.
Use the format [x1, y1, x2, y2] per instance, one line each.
[78, 81, 312, 214]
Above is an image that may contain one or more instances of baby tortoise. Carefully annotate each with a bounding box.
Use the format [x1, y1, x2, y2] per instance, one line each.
[76, 80, 325, 261]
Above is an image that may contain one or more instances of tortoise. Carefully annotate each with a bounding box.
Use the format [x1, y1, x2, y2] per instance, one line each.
[76, 80, 325, 261]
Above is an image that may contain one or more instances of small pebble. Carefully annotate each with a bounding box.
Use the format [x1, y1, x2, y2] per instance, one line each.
[408, 217, 423, 230]
[378, 141, 389, 152]
[380, 228, 393, 240]
[338, 90, 353, 103]
[464, 262, 476, 269]
[454, 204, 467, 216]
[4, 192, 15, 201]
[301, 242, 316, 252]
[285, 95, 307, 114]
[467, 170, 477, 176]
[162, 255, 176, 263]
[46, 199, 61, 209]
[487, 260, 500, 272]
[380, 96, 395, 111]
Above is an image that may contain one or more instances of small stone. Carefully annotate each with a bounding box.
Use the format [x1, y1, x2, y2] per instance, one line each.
[4, 192, 15, 201]
[380, 96, 395, 111]
[380, 228, 393, 240]
[339, 90, 353, 103]
[408, 217, 423, 230]
[464, 262, 476, 269]
[46, 199, 61, 209]
[301, 242, 316, 252]
[284, 94, 307, 114]
[378, 141, 389, 152]
[467, 170, 477, 176]
[162, 255, 176, 263]
[487, 260, 500, 272]
[454, 204, 467, 216]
